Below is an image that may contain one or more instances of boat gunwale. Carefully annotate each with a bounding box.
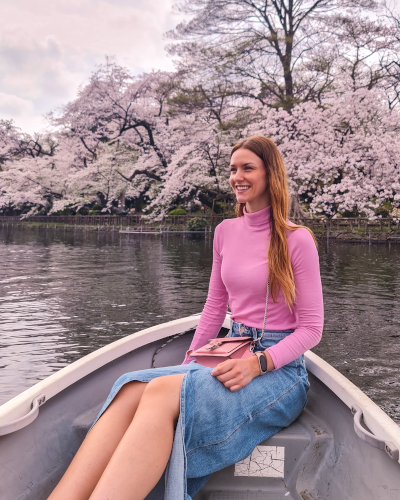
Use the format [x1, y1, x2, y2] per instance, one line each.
[0, 314, 204, 425]
[0, 314, 399, 464]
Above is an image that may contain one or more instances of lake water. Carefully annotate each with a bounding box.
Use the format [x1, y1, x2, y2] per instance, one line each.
[0, 225, 399, 425]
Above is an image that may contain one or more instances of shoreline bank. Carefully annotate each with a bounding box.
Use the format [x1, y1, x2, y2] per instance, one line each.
[2, 220, 400, 244]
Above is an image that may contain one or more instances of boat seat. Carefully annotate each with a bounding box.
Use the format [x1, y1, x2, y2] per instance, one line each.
[193, 420, 311, 500]
[194, 409, 333, 500]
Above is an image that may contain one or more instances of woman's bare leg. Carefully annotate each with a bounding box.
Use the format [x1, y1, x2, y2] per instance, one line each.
[89, 374, 185, 500]
[48, 381, 148, 500]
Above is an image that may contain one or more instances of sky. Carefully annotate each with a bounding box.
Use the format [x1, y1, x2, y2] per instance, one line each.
[0, 0, 180, 135]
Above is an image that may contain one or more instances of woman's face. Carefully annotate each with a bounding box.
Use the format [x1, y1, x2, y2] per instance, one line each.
[229, 148, 270, 213]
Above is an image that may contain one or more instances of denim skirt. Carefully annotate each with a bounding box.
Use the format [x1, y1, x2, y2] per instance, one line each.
[89, 321, 310, 500]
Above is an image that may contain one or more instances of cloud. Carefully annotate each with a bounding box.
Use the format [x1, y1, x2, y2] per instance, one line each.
[0, 0, 181, 134]
[0, 34, 74, 100]
[0, 92, 46, 133]
[0, 93, 33, 116]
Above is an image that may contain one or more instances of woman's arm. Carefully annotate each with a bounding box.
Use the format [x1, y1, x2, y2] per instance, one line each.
[266, 228, 324, 370]
[182, 225, 229, 364]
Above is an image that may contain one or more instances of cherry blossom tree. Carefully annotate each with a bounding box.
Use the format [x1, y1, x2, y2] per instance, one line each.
[247, 87, 400, 216]
[0, 61, 179, 215]
[0, 60, 240, 217]
[47, 60, 176, 203]
[2, 77, 400, 219]
[166, 0, 400, 110]
[0, 120, 60, 214]
[0, 120, 21, 167]
[144, 118, 233, 218]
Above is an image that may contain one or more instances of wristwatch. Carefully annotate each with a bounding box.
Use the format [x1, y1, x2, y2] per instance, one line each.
[254, 352, 268, 375]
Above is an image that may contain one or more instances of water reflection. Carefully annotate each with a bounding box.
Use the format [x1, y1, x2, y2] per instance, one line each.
[0, 225, 399, 424]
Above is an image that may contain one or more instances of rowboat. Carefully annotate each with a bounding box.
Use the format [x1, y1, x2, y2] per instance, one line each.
[1, 314, 399, 499]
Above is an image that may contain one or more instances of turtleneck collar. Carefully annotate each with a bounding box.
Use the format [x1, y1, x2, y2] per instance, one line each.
[242, 205, 271, 230]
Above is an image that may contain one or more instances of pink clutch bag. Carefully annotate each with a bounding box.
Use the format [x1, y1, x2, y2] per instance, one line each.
[191, 279, 271, 368]
[191, 337, 255, 368]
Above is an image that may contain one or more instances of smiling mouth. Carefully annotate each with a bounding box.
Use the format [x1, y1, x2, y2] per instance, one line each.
[236, 186, 251, 191]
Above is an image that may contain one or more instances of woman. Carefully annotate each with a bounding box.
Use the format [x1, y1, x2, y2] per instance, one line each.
[49, 136, 323, 500]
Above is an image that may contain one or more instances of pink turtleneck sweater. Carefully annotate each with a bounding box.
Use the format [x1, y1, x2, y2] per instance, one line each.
[184, 206, 324, 370]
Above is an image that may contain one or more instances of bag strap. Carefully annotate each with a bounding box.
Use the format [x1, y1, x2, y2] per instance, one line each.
[258, 278, 270, 344]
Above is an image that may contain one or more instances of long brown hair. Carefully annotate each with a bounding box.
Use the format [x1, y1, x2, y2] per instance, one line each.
[231, 136, 316, 309]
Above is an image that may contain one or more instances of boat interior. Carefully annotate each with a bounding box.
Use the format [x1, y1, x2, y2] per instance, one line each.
[0, 319, 399, 500]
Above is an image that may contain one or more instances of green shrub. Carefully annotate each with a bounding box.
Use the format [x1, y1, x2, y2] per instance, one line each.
[54, 207, 72, 216]
[168, 207, 187, 215]
[341, 208, 360, 217]
[214, 201, 228, 214]
[187, 217, 209, 231]
[375, 201, 392, 218]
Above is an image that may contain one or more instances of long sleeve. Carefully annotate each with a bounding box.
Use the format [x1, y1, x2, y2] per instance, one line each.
[182, 226, 229, 364]
[266, 228, 324, 370]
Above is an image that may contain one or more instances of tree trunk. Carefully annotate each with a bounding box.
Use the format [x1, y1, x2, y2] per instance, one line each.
[289, 193, 306, 219]
[119, 192, 126, 209]
[97, 193, 107, 209]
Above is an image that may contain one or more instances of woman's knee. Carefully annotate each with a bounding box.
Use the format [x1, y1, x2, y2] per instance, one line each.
[141, 375, 184, 419]
[144, 374, 184, 397]
[111, 381, 147, 412]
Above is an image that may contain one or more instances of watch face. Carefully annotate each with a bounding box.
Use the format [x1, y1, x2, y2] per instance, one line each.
[259, 353, 267, 372]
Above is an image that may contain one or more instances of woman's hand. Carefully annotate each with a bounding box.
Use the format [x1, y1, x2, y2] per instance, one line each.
[211, 356, 261, 392]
